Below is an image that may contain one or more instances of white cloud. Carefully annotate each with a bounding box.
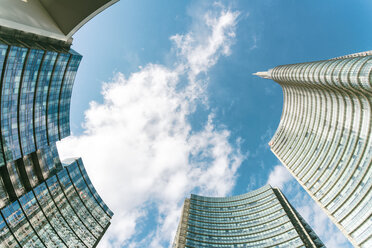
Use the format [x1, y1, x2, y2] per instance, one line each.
[266, 164, 293, 189]
[171, 7, 238, 79]
[58, 3, 242, 248]
[250, 34, 258, 50]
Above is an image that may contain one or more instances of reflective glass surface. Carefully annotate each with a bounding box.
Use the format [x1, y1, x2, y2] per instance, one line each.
[174, 186, 324, 248]
[269, 54, 372, 247]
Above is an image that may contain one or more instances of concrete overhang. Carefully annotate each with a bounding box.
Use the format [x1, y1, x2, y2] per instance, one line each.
[0, 0, 118, 42]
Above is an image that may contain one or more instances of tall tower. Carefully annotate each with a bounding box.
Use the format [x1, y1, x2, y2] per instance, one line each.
[173, 185, 324, 248]
[255, 51, 372, 247]
[0, 0, 118, 246]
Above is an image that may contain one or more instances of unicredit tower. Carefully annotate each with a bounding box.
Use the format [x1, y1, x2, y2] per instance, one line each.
[255, 51, 372, 248]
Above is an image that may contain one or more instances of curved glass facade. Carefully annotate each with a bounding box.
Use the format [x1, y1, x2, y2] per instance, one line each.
[0, 1, 117, 246]
[173, 185, 324, 248]
[0, 40, 82, 164]
[0, 30, 113, 246]
[263, 52, 372, 248]
[0, 37, 83, 207]
[0, 159, 112, 247]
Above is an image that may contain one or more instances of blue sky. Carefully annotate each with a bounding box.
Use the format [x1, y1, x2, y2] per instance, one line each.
[57, 1, 371, 247]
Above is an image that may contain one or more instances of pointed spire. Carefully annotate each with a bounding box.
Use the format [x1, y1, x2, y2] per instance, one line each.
[253, 69, 272, 79]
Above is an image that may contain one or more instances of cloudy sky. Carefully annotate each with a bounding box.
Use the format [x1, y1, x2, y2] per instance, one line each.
[57, 0, 371, 247]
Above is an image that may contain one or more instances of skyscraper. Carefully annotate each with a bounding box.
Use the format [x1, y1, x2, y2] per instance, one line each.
[173, 185, 324, 248]
[0, 0, 118, 246]
[255, 51, 372, 247]
[0, 158, 113, 247]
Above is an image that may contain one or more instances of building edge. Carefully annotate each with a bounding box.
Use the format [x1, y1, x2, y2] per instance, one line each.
[272, 187, 323, 247]
[172, 198, 190, 248]
[65, 0, 120, 39]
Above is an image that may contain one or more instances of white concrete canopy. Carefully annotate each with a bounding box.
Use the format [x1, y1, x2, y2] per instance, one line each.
[0, 0, 118, 42]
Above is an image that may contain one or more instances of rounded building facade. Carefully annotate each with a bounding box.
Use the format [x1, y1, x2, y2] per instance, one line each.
[0, 37, 83, 210]
[0, 158, 113, 247]
[173, 185, 324, 248]
[257, 51, 372, 248]
[0, 1, 117, 245]
[0, 37, 114, 248]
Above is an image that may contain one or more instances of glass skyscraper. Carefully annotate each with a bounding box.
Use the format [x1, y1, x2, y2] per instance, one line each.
[0, 158, 113, 247]
[255, 51, 372, 247]
[0, 0, 118, 246]
[173, 185, 324, 248]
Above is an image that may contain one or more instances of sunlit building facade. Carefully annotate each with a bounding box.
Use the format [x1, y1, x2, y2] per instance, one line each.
[255, 51, 372, 247]
[0, 0, 118, 246]
[173, 185, 324, 248]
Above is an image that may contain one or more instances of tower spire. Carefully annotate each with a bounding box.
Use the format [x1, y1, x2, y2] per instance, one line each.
[253, 69, 272, 79]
